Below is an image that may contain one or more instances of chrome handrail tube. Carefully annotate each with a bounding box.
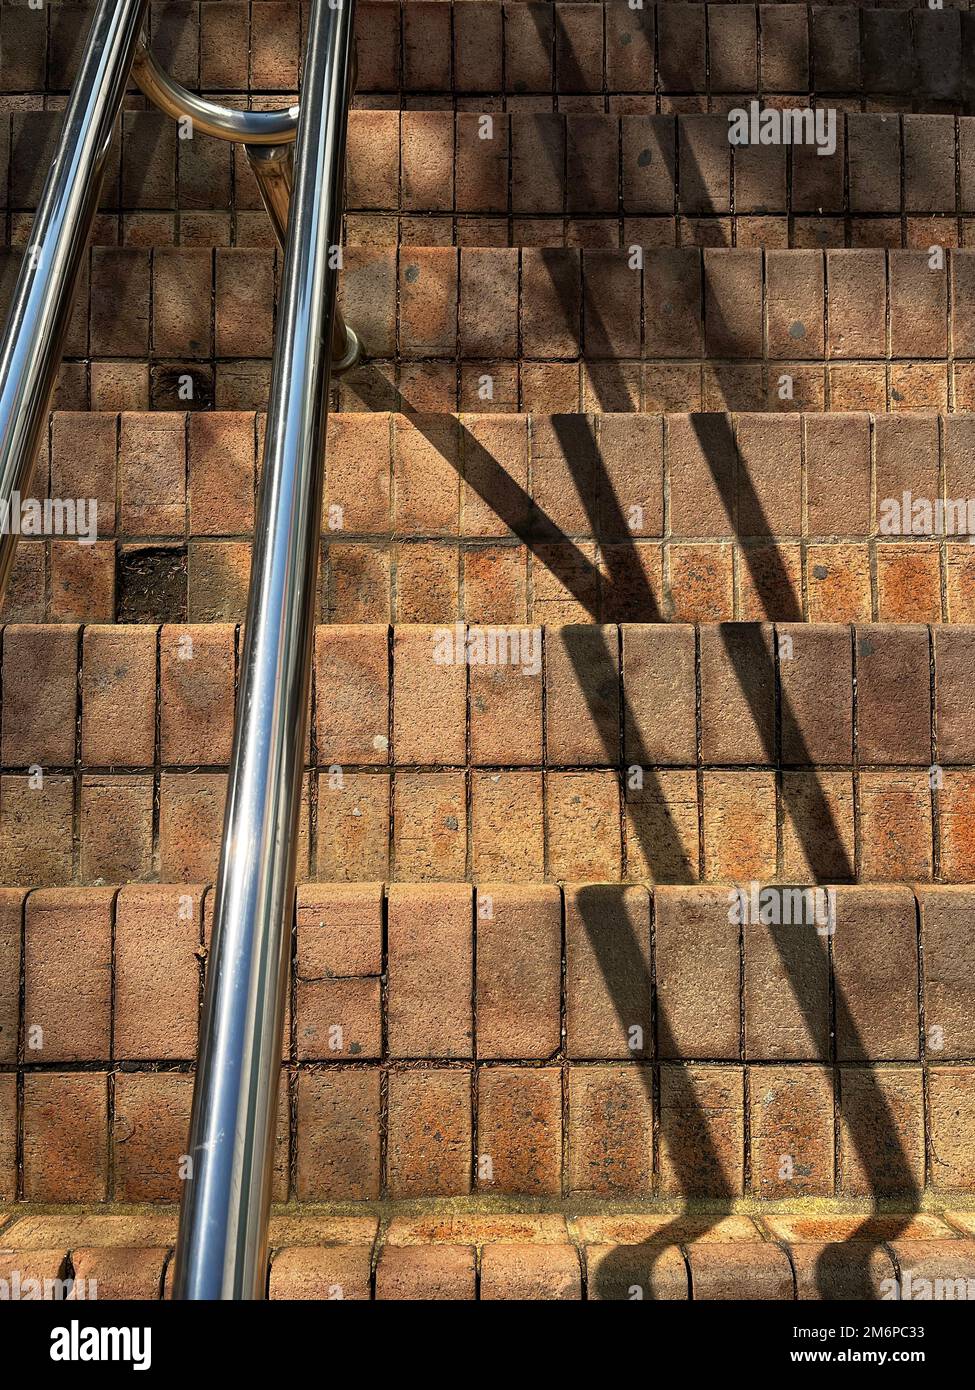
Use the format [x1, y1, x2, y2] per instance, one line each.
[0, 0, 150, 597]
[245, 143, 361, 371]
[172, 0, 357, 1300]
[244, 144, 295, 250]
[134, 32, 361, 372]
[132, 41, 299, 143]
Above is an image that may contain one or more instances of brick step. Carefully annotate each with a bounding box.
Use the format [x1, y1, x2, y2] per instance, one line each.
[341, 245, 975, 419]
[7, 2, 974, 108]
[2, 622, 975, 886]
[4, 246, 973, 415]
[6, 109, 975, 251]
[4, 4, 969, 107]
[348, 108, 974, 250]
[12, 105, 975, 227]
[348, 106, 975, 251]
[351, 2, 975, 103]
[14, 409, 975, 627]
[2, 1207, 974, 1300]
[1, 881, 973, 1208]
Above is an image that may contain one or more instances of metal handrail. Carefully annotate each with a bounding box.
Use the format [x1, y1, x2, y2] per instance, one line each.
[172, 0, 358, 1299]
[243, 143, 361, 371]
[0, 0, 361, 618]
[133, 27, 360, 372]
[0, 0, 150, 595]
[132, 40, 299, 144]
[0, 0, 361, 1296]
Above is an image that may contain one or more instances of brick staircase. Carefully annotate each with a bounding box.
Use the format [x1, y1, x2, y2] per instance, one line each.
[2, 0, 975, 1302]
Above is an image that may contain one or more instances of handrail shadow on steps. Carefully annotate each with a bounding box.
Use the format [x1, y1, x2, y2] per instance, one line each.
[331, 4, 927, 1286]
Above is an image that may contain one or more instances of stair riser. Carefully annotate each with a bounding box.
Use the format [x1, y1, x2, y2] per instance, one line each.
[347, 110, 975, 226]
[3, 247, 973, 415]
[2, 881, 973, 1205]
[10, 410, 975, 627]
[0, 621, 973, 888]
[5, 2, 973, 103]
[11, 531, 975, 627]
[7, 109, 975, 251]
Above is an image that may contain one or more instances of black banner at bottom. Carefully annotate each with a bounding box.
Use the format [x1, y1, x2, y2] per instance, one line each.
[1, 1296, 967, 1377]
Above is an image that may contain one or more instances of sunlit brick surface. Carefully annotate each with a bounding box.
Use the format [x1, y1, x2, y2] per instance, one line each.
[8, 410, 975, 626]
[0, 621, 973, 884]
[2, 0, 974, 1267]
[2, 881, 975, 1207]
[2, 1206, 975, 1299]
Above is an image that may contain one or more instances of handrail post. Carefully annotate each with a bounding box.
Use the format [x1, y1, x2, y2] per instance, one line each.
[244, 144, 295, 251]
[0, 0, 150, 597]
[246, 144, 361, 371]
[173, 0, 357, 1300]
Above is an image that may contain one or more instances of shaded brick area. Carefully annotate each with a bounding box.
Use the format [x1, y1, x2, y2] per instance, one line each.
[4, 5, 975, 259]
[8, 106, 975, 250]
[6, 3, 975, 108]
[351, 2, 975, 107]
[0, 109, 279, 253]
[344, 110, 975, 251]
[11, 410, 975, 627]
[1, 881, 974, 1204]
[336, 246, 975, 416]
[1, 621, 974, 886]
[2, 1207, 975, 1300]
[0, 111, 972, 257]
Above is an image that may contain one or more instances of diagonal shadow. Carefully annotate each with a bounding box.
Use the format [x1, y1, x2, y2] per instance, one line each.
[347, 355, 922, 1297]
[694, 412, 922, 1296]
[690, 273, 922, 1296]
[521, 11, 923, 1291]
[332, 9, 925, 1299]
[555, 400, 922, 1298]
[544, 7, 924, 1291]
[335, 91, 923, 1313]
[351, 365, 733, 1294]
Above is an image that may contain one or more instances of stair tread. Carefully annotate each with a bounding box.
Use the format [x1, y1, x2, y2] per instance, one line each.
[3, 1203, 974, 1300]
[1, 1203, 969, 1250]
